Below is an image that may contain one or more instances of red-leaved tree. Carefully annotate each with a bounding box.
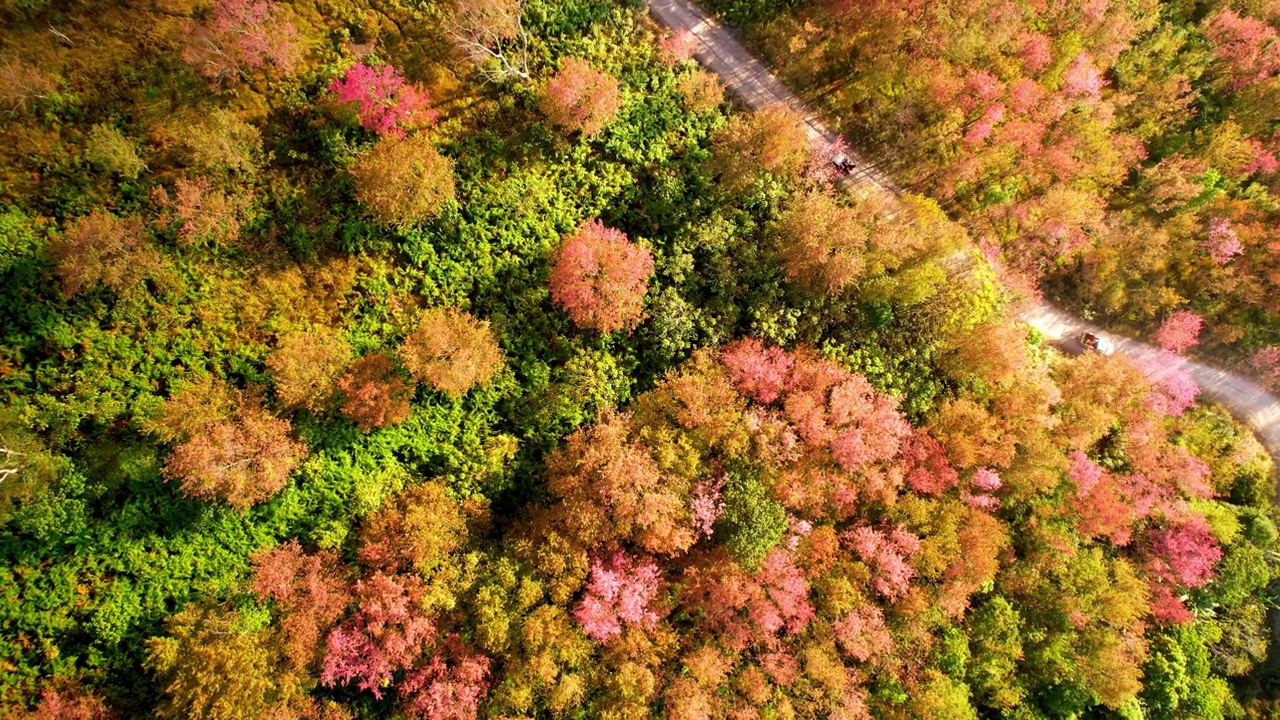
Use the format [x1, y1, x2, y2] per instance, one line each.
[549, 220, 654, 333]
[338, 354, 415, 431]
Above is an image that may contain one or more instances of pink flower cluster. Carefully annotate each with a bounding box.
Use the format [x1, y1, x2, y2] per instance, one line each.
[847, 525, 920, 598]
[574, 551, 663, 641]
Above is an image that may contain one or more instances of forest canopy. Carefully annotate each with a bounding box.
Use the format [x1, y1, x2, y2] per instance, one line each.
[0, 0, 1276, 718]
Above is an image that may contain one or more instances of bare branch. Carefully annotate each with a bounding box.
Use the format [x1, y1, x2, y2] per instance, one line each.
[446, 0, 530, 82]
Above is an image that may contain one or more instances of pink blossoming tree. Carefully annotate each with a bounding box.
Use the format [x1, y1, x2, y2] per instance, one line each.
[328, 63, 437, 137]
[1153, 310, 1203, 353]
[549, 220, 654, 333]
[574, 551, 663, 641]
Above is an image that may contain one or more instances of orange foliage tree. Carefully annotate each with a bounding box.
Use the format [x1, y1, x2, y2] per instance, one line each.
[539, 58, 622, 137]
[349, 134, 456, 226]
[398, 308, 503, 398]
[707, 103, 809, 192]
[338, 354, 415, 431]
[153, 377, 307, 510]
[48, 211, 160, 297]
[266, 328, 353, 412]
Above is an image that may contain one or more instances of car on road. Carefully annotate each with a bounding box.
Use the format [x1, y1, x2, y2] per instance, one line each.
[1080, 332, 1115, 356]
[830, 153, 856, 174]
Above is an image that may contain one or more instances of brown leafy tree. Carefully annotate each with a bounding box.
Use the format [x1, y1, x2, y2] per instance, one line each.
[539, 58, 622, 137]
[338, 354, 415, 431]
[48, 211, 160, 297]
[266, 328, 353, 412]
[349, 134, 456, 226]
[398, 308, 503, 398]
[707, 103, 810, 192]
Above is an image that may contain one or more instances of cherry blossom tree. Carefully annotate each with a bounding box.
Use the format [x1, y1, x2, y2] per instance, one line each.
[251, 541, 351, 670]
[539, 58, 622, 137]
[1202, 217, 1243, 265]
[549, 220, 654, 333]
[321, 572, 436, 696]
[401, 636, 492, 720]
[1136, 352, 1199, 417]
[573, 551, 663, 641]
[689, 475, 726, 538]
[721, 337, 794, 404]
[15, 683, 115, 720]
[328, 63, 437, 137]
[1252, 346, 1280, 391]
[680, 548, 814, 650]
[1204, 8, 1280, 90]
[846, 525, 920, 599]
[901, 428, 960, 495]
[1153, 310, 1203, 354]
[545, 410, 694, 555]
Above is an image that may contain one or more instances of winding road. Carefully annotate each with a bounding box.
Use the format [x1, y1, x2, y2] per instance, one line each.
[648, 0, 1280, 467]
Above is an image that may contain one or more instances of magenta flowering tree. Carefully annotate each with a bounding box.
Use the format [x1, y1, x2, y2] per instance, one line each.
[1153, 310, 1203, 354]
[1066, 450, 1106, 496]
[574, 551, 663, 641]
[1143, 514, 1223, 624]
[328, 63, 438, 137]
[1137, 351, 1200, 417]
